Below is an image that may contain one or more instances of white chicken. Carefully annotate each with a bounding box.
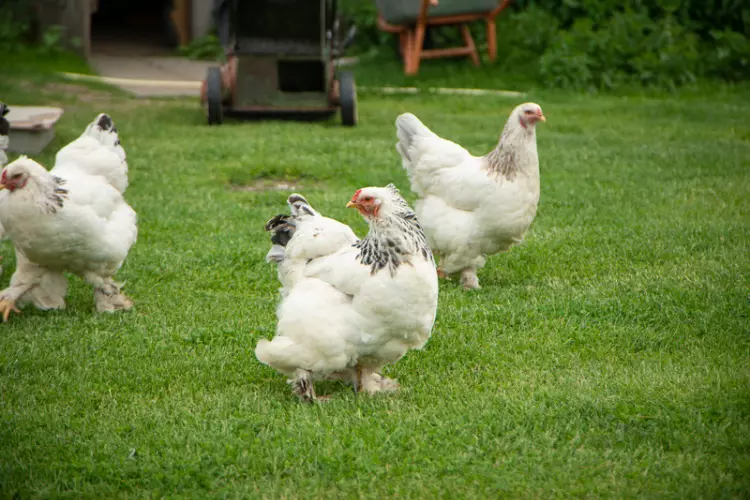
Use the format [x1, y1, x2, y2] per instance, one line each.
[256, 185, 438, 401]
[395, 102, 546, 290]
[0, 114, 137, 321]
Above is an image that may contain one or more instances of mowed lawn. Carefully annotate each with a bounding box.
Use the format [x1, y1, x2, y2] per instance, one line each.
[0, 67, 748, 497]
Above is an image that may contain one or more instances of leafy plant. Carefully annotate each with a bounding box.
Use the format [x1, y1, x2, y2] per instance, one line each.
[539, 9, 704, 91]
[0, 2, 31, 52]
[705, 28, 750, 80]
[178, 34, 223, 61]
[39, 25, 81, 55]
[338, 0, 393, 53]
[340, 0, 750, 90]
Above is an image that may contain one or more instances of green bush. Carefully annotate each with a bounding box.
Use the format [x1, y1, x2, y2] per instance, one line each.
[341, 0, 749, 90]
[539, 11, 701, 91]
[0, 0, 33, 52]
[705, 28, 750, 80]
[339, 0, 393, 53]
[178, 34, 223, 61]
[0, 0, 80, 54]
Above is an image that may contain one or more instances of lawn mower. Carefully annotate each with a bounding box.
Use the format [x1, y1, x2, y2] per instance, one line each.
[201, 0, 358, 126]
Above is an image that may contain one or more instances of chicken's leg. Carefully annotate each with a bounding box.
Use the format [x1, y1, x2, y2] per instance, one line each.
[0, 252, 47, 322]
[291, 368, 317, 402]
[460, 268, 481, 290]
[356, 365, 400, 394]
[84, 274, 133, 312]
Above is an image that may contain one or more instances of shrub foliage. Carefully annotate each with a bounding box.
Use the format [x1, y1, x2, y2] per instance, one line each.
[341, 0, 750, 89]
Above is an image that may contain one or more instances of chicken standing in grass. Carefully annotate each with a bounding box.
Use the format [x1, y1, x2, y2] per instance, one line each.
[394, 103, 546, 290]
[256, 185, 438, 401]
[0, 114, 136, 321]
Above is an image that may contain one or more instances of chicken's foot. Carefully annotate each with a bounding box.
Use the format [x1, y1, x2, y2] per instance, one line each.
[356, 366, 399, 394]
[0, 299, 21, 322]
[373, 372, 400, 392]
[291, 368, 318, 403]
[86, 275, 133, 313]
[460, 268, 481, 290]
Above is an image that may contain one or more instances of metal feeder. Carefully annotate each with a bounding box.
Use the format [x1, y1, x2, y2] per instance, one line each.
[201, 0, 358, 126]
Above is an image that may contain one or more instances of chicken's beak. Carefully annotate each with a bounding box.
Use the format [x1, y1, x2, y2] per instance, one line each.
[538, 111, 546, 123]
[0, 184, 5, 191]
[346, 200, 358, 209]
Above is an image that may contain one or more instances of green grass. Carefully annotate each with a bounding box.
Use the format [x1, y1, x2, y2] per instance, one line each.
[0, 56, 749, 498]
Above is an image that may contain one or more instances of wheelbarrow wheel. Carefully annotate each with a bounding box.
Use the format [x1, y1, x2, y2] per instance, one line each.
[338, 71, 357, 127]
[206, 67, 224, 125]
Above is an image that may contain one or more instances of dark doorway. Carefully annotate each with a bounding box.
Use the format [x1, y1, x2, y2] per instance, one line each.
[91, 0, 177, 55]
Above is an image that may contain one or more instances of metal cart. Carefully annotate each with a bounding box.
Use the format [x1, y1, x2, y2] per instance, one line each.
[201, 0, 357, 126]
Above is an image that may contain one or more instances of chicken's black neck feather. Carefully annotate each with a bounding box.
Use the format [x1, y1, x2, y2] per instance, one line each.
[41, 176, 68, 214]
[355, 204, 434, 277]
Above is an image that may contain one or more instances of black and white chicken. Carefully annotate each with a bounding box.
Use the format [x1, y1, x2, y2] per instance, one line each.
[256, 185, 439, 401]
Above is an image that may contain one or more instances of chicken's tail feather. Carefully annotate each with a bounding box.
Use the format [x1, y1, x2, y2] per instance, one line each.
[264, 193, 319, 264]
[395, 113, 434, 167]
[83, 113, 122, 149]
[265, 214, 296, 263]
[287, 193, 317, 218]
[54, 112, 129, 193]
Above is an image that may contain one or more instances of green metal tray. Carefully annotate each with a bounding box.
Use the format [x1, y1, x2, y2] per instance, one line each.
[375, 0, 500, 25]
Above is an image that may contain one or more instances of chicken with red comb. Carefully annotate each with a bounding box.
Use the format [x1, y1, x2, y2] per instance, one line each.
[395, 102, 546, 289]
[0, 113, 136, 321]
[256, 185, 438, 401]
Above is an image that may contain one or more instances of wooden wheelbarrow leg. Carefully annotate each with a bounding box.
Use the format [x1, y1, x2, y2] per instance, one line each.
[405, 0, 434, 75]
[461, 25, 480, 66]
[486, 0, 512, 62]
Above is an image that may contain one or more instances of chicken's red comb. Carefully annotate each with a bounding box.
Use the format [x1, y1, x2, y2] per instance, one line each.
[351, 188, 362, 201]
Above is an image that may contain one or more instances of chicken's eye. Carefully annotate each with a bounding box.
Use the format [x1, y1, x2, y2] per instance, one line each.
[11, 173, 21, 180]
[362, 196, 373, 202]
[524, 110, 534, 115]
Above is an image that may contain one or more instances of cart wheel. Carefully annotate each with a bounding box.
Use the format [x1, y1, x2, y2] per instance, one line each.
[338, 71, 357, 127]
[206, 67, 224, 125]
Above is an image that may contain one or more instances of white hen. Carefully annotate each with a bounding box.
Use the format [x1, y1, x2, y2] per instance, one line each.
[256, 185, 438, 401]
[395, 102, 546, 290]
[0, 114, 137, 321]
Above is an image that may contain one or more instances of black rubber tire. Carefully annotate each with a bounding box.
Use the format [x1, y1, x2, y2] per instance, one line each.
[338, 71, 357, 127]
[206, 67, 224, 125]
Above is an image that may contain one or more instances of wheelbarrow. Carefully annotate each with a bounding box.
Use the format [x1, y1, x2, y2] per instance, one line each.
[201, 0, 358, 126]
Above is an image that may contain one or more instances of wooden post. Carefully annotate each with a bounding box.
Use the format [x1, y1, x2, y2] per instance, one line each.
[170, 0, 192, 46]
